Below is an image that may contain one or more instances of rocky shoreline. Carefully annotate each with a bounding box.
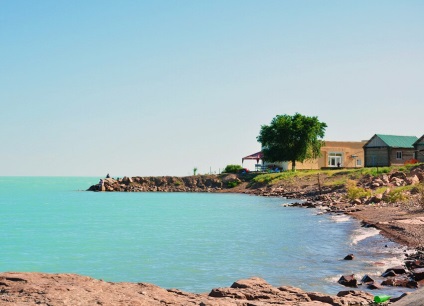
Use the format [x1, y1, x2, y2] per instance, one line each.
[87, 165, 424, 303]
[0, 272, 379, 305]
[2, 167, 424, 305]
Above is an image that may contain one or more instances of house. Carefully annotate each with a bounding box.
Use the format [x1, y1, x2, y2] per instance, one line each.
[363, 134, 418, 167]
[290, 141, 366, 170]
[242, 141, 366, 171]
[414, 135, 424, 163]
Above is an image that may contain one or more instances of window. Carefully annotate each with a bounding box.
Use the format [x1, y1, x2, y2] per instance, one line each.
[328, 152, 343, 167]
[356, 159, 362, 166]
[396, 151, 402, 159]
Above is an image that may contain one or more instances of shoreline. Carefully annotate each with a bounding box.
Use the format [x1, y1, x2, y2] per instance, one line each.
[85, 168, 424, 297]
[2, 170, 424, 305]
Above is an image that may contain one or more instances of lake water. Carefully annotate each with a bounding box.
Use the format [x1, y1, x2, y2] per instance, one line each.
[0, 177, 412, 295]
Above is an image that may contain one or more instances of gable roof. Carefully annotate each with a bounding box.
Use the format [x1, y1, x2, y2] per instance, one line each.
[414, 135, 424, 146]
[242, 151, 263, 162]
[364, 134, 418, 149]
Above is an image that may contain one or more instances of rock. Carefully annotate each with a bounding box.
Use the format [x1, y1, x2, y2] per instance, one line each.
[391, 171, 408, 181]
[381, 174, 390, 184]
[410, 167, 424, 182]
[412, 268, 424, 281]
[361, 275, 374, 284]
[370, 193, 383, 203]
[383, 266, 407, 275]
[407, 175, 420, 186]
[343, 254, 354, 260]
[391, 177, 406, 187]
[381, 276, 418, 288]
[338, 274, 358, 287]
[382, 270, 397, 277]
[371, 182, 381, 188]
[122, 176, 133, 184]
[352, 198, 362, 205]
[367, 282, 383, 290]
[0, 273, 376, 306]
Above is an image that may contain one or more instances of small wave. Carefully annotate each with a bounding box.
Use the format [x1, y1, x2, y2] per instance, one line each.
[330, 215, 351, 223]
[350, 227, 380, 245]
[366, 256, 404, 269]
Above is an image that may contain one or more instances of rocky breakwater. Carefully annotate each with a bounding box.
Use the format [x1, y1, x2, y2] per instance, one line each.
[87, 174, 244, 192]
[0, 272, 379, 305]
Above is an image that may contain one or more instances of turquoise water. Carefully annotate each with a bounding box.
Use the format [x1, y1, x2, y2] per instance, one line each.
[0, 177, 410, 295]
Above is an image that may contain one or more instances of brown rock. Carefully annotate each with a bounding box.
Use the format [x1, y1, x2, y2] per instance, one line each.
[381, 276, 418, 288]
[412, 268, 424, 281]
[0, 273, 376, 306]
[391, 171, 408, 181]
[383, 266, 407, 275]
[361, 275, 374, 284]
[338, 274, 358, 287]
[370, 194, 383, 203]
[352, 198, 362, 205]
[366, 282, 383, 290]
[407, 175, 420, 186]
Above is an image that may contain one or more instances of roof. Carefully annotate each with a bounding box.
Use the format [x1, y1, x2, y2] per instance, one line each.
[242, 151, 263, 161]
[364, 134, 418, 148]
[414, 135, 424, 146]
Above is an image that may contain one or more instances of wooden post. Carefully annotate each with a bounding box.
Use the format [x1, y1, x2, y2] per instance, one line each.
[317, 173, 322, 195]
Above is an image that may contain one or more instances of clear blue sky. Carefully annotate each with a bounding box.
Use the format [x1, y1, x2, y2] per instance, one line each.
[1, 1, 423, 176]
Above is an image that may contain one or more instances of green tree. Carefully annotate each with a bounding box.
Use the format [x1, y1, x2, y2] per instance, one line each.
[257, 113, 327, 171]
[193, 167, 198, 176]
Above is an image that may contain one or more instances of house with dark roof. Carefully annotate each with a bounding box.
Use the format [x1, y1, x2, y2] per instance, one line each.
[363, 134, 418, 167]
[414, 135, 424, 163]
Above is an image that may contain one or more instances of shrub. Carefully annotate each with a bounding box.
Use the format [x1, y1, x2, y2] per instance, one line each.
[385, 188, 408, 203]
[346, 180, 371, 200]
[223, 165, 243, 173]
[227, 180, 240, 188]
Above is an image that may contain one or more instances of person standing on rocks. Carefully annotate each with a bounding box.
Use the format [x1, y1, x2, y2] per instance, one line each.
[98, 179, 104, 190]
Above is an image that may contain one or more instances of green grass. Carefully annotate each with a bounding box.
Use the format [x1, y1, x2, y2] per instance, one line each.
[251, 172, 297, 184]
[323, 177, 348, 188]
[249, 164, 423, 188]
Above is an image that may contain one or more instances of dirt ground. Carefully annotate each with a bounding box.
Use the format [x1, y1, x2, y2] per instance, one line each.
[347, 204, 424, 248]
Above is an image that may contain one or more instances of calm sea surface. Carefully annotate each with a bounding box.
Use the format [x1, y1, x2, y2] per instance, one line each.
[0, 177, 412, 295]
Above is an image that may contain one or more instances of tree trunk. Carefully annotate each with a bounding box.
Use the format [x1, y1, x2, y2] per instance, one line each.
[291, 160, 296, 172]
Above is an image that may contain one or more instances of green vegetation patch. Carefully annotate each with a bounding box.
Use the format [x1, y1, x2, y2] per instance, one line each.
[227, 180, 240, 188]
[251, 172, 298, 185]
[385, 185, 414, 203]
[346, 180, 371, 200]
[223, 164, 243, 174]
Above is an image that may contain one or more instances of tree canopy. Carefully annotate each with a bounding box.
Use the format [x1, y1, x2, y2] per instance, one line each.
[257, 113, 327, 171]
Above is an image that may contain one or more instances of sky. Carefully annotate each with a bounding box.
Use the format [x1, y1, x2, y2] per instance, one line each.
[1, 1, 423, 176]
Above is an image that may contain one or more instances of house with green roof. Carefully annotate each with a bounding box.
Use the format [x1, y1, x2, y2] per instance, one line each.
[363, 134, 418, 167]
[414, 135, 424, 163]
